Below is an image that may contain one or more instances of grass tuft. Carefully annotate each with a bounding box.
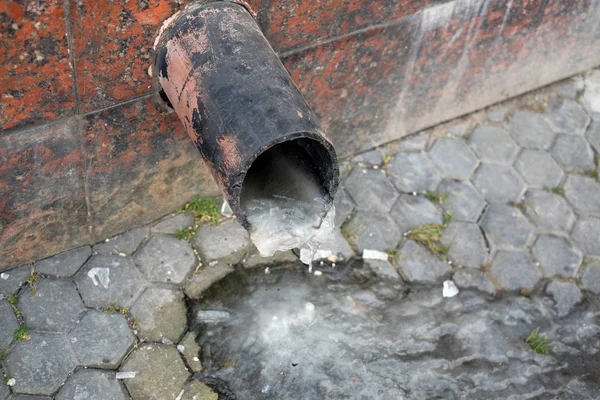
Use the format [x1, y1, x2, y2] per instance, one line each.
[184, 197, 220, 224]
[407, 223, 449, 259]
[442, 212, 453, 226]
[176, 226, 197, 240]
[386, 249, 400, 260]
[425, 191, 448, 204]
[544, 186, 565, 196]
[106, 304, 118, 313]
[526, 327, 552, 355]
[14, 326, 30, 341]
[8, 294, 18, 305]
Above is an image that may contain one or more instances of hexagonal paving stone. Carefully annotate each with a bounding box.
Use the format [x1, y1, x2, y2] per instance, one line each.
[0, 265, 32, 297]
[452, 269, 496, 295]
[586, 120, 600, 152]
[546, 281, 583, 318]
[397, 133, 429, 151]
[531, 235, 582, 278]
[471, 164, 526, 203]
[389, 194, 442, 234]
[178, 332, 203, 372]
[152, 213, 195, 235]
[486, 106, 508, 123]
[192, 221, 251, 264]
[508, 110, 555, 150]
[550, 134, 595, 172]
[396, 241, 452, 284]
[134, 235, 196, 284]
[75, 255, 147, 308]
[388, 152, 440, 193]
[180, 380, 218, 400]
[440, 222, 488, 268]
[556, 76, 584, 99]
[427, 138, 479, 180]
[352, 149, 383, 165]
[523, 190, 575, 234]
[130, 287, 187, 343]
[489, 251, 541, 291]
[480, 205, 534, 254]
[582, 69, 600, 120]
[7, 393, 52, 399]
[564, 175, 600, 217]
[548, 98, 590, 135]
[513, 150, 564, 189]
[68, 310, 135, 368]
[34, 246, 92, 277]
[437, 179, 486, 222]
[120, 344, 189, 400]
[344, 168, 399, 213]
[333, 188, 355, 228]
[571, 218, 600, 257]
[0, 300, 18, 351]
[56, 369, 126, 400]
[0, 379, 8, 400]
[185, 264, 235, 299]
[342, 212, 401, 252]
[93, 227, 149, 256]
[5, 333, 77, 395]
[19, 279, 85, 333]
[468, 125, 520, 164]
[580, 261, 600, 294]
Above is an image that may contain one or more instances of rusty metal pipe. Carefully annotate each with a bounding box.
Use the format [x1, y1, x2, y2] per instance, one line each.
[153, 1, 339, 228]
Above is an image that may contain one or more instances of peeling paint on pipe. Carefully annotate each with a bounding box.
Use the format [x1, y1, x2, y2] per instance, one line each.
[154, 1, 339, 228]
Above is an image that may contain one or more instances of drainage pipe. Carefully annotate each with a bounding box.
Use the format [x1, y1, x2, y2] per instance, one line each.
[153, 1, 339, 228]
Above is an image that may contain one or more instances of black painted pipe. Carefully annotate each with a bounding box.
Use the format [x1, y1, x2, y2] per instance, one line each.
[153, 1, 339, 228]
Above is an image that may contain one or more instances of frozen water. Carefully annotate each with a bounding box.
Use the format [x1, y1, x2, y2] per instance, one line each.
[192, 265, 600, 399]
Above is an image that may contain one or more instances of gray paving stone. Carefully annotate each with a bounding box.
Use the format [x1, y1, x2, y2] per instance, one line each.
[546, 281, 583, 318]
[68, 310, 134, 368]
[0, 380, 7, 400]
[514, 150, 564, 189]
[480, 205, 534, 254]
[468, 125, 519, 164]
[509, 110, 556, 149]
[344, 168, 399, 213]
[352, 149, 383, 165]
[7, 396, 51, 400]
[364, 259, 400, 281]
[5, 333, 77, 396]
[397, 241, 452, 284]
[571, 218, 600, 257]
[531, 235, 582, 278]
[487, 106, 508, 122]
[556, 76, 584, 99]
[452, 269, 496, 295]
[0, 300, 18, 351]
[489, 251, 541, 292]
[333, 189, 355, 228]
[243, 250, 298, 269]
[564, 175, 600, 217]
[120, 344, 189, 400]
[56, 369, 126, 400]
[390, 194, 442, 234]
[309, 230, 354, 261]
[134, 235, 196, 284]
[582, 69, 600, 120]
[472, 163, 526, 203]
[75, 255, 147, 308]
[130, 287, 187, 343]
[580, 261, 600, 294]
[93, 227, 149, 256]
[152, 213, 195, 234]
[437, 179, 486, 223]
[180, 381, 218, 400]
[397, 133, 429, 151]
[343, 212, 402, 252]
[34, 246, 91, 277]
[440, 222, 487, 268]
[19, 279, 85, 333]
[585, 120, 600, 152]
[185, 264, 235, 299]
[192, 221, 251, 264]
[447, 121, 469, 137]
[179, 332, 203, 372]
[550, 134, 595, 172]
[548, 98, 590, 135]
[0, 265, 32, 297]
[388, 152, 440, 193]
[524, 190, 575, 234]
[427, 138, 478, 180]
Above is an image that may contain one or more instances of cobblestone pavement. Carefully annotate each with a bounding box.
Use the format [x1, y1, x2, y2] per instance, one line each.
[0, 69, 599, 399]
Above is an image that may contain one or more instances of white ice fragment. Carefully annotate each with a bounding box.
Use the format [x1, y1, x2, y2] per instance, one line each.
[193, 357, 200, 362]
[221, 200, 234, 218]
[161, 338, 173, 345]
[175, 390, 185, 400]
[177, 344, 185, 353]
[87, 267, 110, 288]
[362, 249, 389, 261]
[313, 270, 323, 276]
[442, 280, 459, 298]
[116, 371, 136, 379]
[264, 267, 270, 274]
[7, 378, 15, 386]
[208, 260, 219, 267]
[0, 273, 9, 280]
[196, 310, 231, 323]
[272, 316, 278, 321]
[299, 248, 332, 265]
[305, 302, 315, 311]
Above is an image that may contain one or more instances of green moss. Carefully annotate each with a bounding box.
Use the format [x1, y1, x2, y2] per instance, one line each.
[526, 327, 552, 355]
[407, 223, 449, 258]
[425, 191, 449, 204]
[8, 294, 18, 305]
[385, 249, 400, 260]
[105, 304, 118, 313]
[176, 226, 197, 240]
[14, 326, 30, 341]
[184, 197, 220, 224]
[544, 186, 565, 196]
[442, 212, 453, 226]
